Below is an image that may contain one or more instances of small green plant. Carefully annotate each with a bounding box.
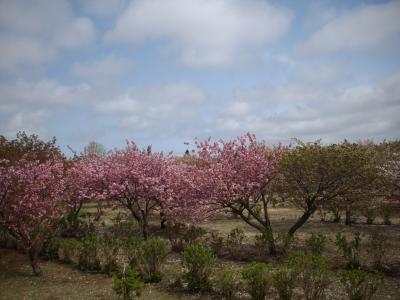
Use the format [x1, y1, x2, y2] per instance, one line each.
[113, 265, 145, 300]
[254, 229, 274, 256]
[226, 227, 245, 259]
[218, 267, 240, 299]
[339, 269, 383, 300]
[242, 262, 273, 300]
[381, 206, 392, 225]
[209, 231, 224, 256]
[136, 237, 171, 283]
[272, 266, 296, 300]
[369, 232, 388, 270]
[306, 233, 327, 257]
[276, 232, 296, 254]
[335, 232, 362, 269]
[102, 237, 120, 276]
[60, 238, 80, 264]
[78, 233, 101, 271]
[363, 207, 376, 225]
[288, 253, 331, 300]
[182, 242, 214, 292]
[40, 235, 60, 260]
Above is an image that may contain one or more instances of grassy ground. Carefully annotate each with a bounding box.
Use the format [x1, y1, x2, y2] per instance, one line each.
[1, 206, 400, 299]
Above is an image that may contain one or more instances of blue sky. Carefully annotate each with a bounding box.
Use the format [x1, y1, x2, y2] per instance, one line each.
[0, 0, 399, 154]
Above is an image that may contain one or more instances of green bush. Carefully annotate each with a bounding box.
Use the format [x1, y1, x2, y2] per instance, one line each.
[226, 227, 245, 259]
[166, 223, 206, 252]
[60, 238, 80, 264]
[101, 237, 120, 276]
[41, 236, 60, 260]
[339, 269, 383, 300]
[276, 232, 296, 254]
[335, 232, 362, 269]
[242, 262, 273, 300]
[182, 242, 214, 292]
[306, 233, 327, 257]
[254, 229, 274, 257]
[218, 267, 240, 299]
[209, 231, 224, 256]
[78, 233, 101, 271]
[288, 253, 331, 300]
[369, 233, 388, 270]
[381, 206, 392, 225]
[136, 237, 171, 283]
[272, 266, 296, 300]
[113, 265, 145, 300]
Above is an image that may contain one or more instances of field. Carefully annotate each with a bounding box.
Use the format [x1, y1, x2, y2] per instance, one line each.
[1, 206, 400, 300]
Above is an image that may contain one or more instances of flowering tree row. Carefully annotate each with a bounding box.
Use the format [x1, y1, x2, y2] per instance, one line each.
[1, 132, 398, 275]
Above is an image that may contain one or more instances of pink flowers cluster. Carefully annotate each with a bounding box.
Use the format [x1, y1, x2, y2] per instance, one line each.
[1, 133, 287, 243]
[0, 156, 66, 251]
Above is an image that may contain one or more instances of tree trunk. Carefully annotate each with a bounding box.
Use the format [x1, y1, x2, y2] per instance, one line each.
[142, 218, 149, 240]
[345, 206, 352, 226]
[288, 208, 315, 236]
[28, 248, 42, 276]
[160, 210, 166, 229]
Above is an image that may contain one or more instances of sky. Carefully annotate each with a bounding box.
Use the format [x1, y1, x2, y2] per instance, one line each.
[0, 0, 399, 154]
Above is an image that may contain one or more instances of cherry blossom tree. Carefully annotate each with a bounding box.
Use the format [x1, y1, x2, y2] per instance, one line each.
[0, 156, 66, 276]
[101, 143, 170, 239]
[195, 133, 288, 254]
[64, 153, 107, 235]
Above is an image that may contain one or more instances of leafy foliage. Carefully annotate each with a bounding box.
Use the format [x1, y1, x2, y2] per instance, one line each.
[339, 269, 383, 300]
[242, 262, 273, 300]
[182, 242, 214, 292]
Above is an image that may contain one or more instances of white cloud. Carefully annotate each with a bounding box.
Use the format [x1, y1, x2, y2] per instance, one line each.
[70, 55, 133, 82]
[226, 101, 251, 115]
[81, 0, 127, 17]
[297, 1, 400, 55]
[0, 80, 91, 108]
[0, 0, 96, 70]
[97, 81, 207, 132]
[106, 0, 292, 67]
[214, 73, 400, 142]
[1, 110, 49, 138]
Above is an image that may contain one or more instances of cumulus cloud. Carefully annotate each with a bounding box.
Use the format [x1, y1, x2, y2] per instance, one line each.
[0, 0, 96, 70]
[81, 0, 127, 17]
[297, 1, 400, 55]
[215, 73, 400, 143]
[97, 81, 207, 134]
[70, 55, 133, 83]
[105, 0, 292, 68]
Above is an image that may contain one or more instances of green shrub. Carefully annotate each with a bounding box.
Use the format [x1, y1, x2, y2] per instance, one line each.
[113, 265, 145, 300]
[218, 267, 240, 299]
[182, 242, 214, 292]
[276, 232, 296, 254]
[242, 262, 273, 300]
[381, 206, 392, 225]
[363, 207, 376, 225]
[78, 233, 101, 271]
[335, 232, 362, 269]
[339, 269, 383, 300]
[226, 227, 245, 259]
[272, 266, 296, 300]
[209, 231, 224, 256]
[41, 236, 60, 260]
[60, 238, 80, 264]
[136, 237, 171, 283]
[101, 238, 120, 276]
[254, 230, 274, 257]
[288, 253, 331, 300]
[369, 233, 388, 270]
[166, 223, 206, 252]
[306, 233, 327, 257]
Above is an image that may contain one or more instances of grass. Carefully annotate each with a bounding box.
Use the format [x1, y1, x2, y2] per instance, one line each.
[1, 206, 400, 299]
